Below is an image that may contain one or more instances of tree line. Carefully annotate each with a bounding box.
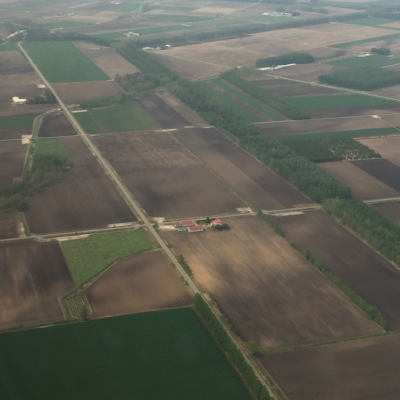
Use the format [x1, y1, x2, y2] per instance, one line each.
[319, 66, 400, 91]
[24, 31, 112, 47]
[220, 69, 310, 120]
[255, 52, 315, 68]
[27, 88, 57, 104]
[194, 294, 271, 400]
[371, 47, 391, 55]
[284, 137, 381, 163]
[259, 212, 387, 329]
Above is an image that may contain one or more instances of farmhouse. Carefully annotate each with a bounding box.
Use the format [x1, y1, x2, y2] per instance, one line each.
[12, 97, 27, 105]
[212, 219, 223, 226]
[188, 225, 204, 233]
[175, 220, 195, 228]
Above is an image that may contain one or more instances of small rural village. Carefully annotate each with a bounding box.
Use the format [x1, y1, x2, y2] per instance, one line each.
[2, 0, 400, 399]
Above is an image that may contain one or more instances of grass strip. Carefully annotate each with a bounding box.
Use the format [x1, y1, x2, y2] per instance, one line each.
[32, 138, 72, 170]
[75, 101, 162, 134]
[192, 81, 261, 123]
[0, 308, 254, 400]
[276, 126, 400, 141]
[60, 229, 154, 284]
[328, 54, 400, 69]
[331, 32, 400, 48]
[344, 17, 398, 27]
[211, 78, 283, 121]
[0, 41, 17, 51]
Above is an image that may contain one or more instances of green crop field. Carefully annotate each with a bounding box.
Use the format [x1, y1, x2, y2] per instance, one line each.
[100, 2, 142, 12]
[0, 115, 35, 129]
[277, 126, 400, 141]
[0, 41, 17, 51]
[328, 55, 400, 69]
[285, 94, 396, 110]
[75, 102, 162, 134]
[61, 229, 154, 284]
[345, 17, 398, 27]
[148, 14, 212, 23]
[23, 42, 110, 83]
[211, 78, 283, 121]
[33, 138, 72, 169]
[52, 20, 93, 28]
[193, 81, 261, 123]
[0, 308, 253, 400]
[331, 32, 400, 49]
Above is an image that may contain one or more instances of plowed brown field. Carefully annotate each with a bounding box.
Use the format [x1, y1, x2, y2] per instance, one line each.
[0, 140, 28, 190]
[0, 211, 19, 239]
[38, 112, 77, 137]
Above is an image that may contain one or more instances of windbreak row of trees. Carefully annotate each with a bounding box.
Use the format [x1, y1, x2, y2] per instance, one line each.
[255, 52, 315, 68]
[194, 295, 271, 400]
[259, 212, 387, 329]
[24, 31, 113, 47]
[371, 47, 391, 56]
[27, 88, 57, 104]
[324, 198, 400, 267]
[284, 137, 381, 163]
[319, 66, 400, 91]
[220, 69, 310, 120]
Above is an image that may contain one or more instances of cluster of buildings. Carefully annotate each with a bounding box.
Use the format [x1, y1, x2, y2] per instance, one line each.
[174, 219, 223, 233]
[262, 12, 292, 17]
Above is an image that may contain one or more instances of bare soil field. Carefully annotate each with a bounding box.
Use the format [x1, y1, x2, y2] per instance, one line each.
[52, 81, 122, 105]
[262, 333, 400, 400]
[136, 92, 190, 128]
[373, 85, 400, 101]
[261, 115, 387, 136]
[0, 211, 19, 239]
[272, 210, 400, 329]
[156, 91, 208, 127]
[352, 159, 400, 193]
[86, 251, 191, 318]
[0, 104, 55, 118]
[0, 51, 41, 86]
[373, 202, 400, 223]
[0, 140, 28, 190]
[153, 53, 230, 80]
[70, 11, 123, 23]
[172, 127, 308, 209]
[0, 240, 74, 330]
[25, 136, 136, 234]
[38, 112, 77, 138]
[346, 37, 400, 54]
[0, 127, 32, 140]
[307, 104, 400, 119]
[318, 161, 399, 200]
[358, 135, 400, 166]
[163, 217, 381, 349]
[93, 131, 243, 219]
[73, 41, 140, 78]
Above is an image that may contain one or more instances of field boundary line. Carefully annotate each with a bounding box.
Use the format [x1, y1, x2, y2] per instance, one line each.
[18, 41, 277, 400]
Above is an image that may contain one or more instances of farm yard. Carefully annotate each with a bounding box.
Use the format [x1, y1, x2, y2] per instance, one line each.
[0, 309, 254, 400]
[271, 210, 400, 330]
[262, 333, 400, 400]
[0, 240, 74, 330]
[163, 217, 381, 350]
[38, 112, 77, 137]
[25, 136, 136, 233]
[86, 251, 192, 318]
[93, 131, 244, 219]
[172, 127, 309, 210]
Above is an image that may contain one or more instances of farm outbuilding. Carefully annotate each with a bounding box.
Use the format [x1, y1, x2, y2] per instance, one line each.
[175, 220, 195, 228]
[212, 219, 222, 226]
[188, 225, 204, 233]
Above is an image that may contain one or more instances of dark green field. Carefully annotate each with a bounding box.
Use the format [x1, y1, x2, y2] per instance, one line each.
[0, 308, 253, 400]
[0, 115, 35, 129]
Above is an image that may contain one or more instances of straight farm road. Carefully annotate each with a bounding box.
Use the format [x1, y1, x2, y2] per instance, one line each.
[18, 41, 278, 400]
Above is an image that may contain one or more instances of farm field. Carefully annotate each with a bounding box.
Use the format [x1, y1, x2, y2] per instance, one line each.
[53, 81, 122, 105]
[352, 158, 400, 193]
[0, 240, 74, 330]
[163, 217, 381, 350]
[86, 251, 192, 317]
[172, 127, 309, 210]
[60, 229, 154, 285]
[93, 131, 243, 219]
[272, 210, 400, 329]
[75, 102, 162, 134]
[0, 211, 20, 239]
[262, 333, 400, 400]
[331, 32, 400, 48]
[266, 63, 342, 82]
[38, 112, 77, 137]
[0, 308, 254, 400]
[25, 136, 136, 234]
[261, 115, 390, 137]
[0, 51, 41, 86]
[73, 41, 140, 77]
[327, 54, 400, 69]
[358, 135, 400, 165]
[373, 201, 400, 223]
[0, 140, 28, 190]
[136, 92, 191, 128]
[22, 42, 110, 83]
[318, 161, 399, 200]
